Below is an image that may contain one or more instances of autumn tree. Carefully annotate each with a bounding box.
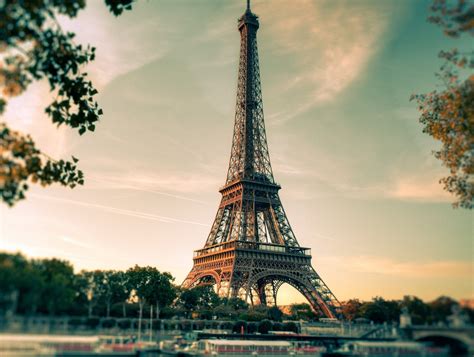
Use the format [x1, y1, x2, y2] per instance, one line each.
[411, 0, 474, 208]
[0, 0, 134, 206]
[342, 299, 364, 321]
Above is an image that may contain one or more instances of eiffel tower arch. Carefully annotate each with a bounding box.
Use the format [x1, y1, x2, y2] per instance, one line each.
[183, 1, 341, 319]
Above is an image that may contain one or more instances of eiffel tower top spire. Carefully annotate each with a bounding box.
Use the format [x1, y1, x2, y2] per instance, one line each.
[226, 1, 274, 185]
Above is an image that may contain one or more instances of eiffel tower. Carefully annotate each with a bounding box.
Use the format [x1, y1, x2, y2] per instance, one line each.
[183, 1, 341, 319]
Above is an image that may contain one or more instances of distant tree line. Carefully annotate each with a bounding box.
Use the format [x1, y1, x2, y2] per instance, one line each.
[341, 296, 473, 325]
[0, 252, 472, 326]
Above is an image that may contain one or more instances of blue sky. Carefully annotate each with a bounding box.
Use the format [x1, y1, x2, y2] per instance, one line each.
[0, 0, 472, 303]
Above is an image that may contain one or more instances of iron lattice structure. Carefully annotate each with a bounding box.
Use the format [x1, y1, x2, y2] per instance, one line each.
[183, 2, 341, 319]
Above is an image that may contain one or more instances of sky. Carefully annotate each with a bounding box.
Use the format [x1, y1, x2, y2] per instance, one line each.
[0, 0, 472, 304]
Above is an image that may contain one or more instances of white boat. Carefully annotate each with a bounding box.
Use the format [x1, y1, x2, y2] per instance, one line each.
[336, 340, 449, 356]
[197, 339, 299, 356]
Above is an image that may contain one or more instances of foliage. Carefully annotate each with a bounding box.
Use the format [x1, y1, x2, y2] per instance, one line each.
[288, 303, 315, 321]
[85, 317, 100, 328]
[126, 265, 176, 330]
[400, 295, 432, 324]
[232, 320, 247, 333]
[223, 297, 250, 311]
[247, 321, 258, 333]
[411, 0, 474, 208]
[283, 321, 299, 333]
[1, 252, 472, 324]
[258, 319, 273, 334]
[238, 305, 268, 321]
[0, 0, 134, 206]
[117, 318, 131, 329]
[428, 0, 474, 38]
[178, 285, 220, 312]
[358, 297, 400, 324]
[101, 318, 116, 328]
[32, 258, 75, 316]
[267, 305, 283, 321]
[341, 299, 363, 321]
[429, 295, 459, 323]
[0, 252, 177, 318]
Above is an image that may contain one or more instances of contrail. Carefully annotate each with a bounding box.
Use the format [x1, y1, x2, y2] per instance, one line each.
[87, 176, 212, 205]
[31, 194, 211, 227]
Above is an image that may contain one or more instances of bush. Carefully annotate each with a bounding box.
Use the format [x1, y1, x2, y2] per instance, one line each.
[258, 319, 273, 334]
[85, 317, 100, 329]
[247, 322, 258, 334]
[232, 320, 247, 334]
[102, 318, 116, 329]
[153, 319, 162, 331]
[117, 319, 131, 329]
[283, 321, 298, 333]
[132, 320, 147, 330]
[68, 318, 84, 327]
[221, 321, 234, 330]
[160, 306, 180, 319]
[272, 322, 283, 331]
[198, 309, 213, 320]
[267, 306, 283, 321]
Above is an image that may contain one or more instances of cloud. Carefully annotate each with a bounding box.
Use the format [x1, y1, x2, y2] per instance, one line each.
[389, 176, 451, 202]
[3, 82, 71, 158]
[57, 2, 168, 88]
[321, 255, 472, 279]
[252, 0, 394, 124]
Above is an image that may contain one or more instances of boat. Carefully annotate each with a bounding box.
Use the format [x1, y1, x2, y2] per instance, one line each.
[336, 340, 449, 356]
[197, 339, 297, 355]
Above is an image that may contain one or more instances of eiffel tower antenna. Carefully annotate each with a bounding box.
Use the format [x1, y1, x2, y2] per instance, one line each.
[182, 2, 341, 319]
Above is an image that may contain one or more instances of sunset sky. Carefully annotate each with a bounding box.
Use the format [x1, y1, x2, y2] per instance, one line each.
[0, 0, 472, 304]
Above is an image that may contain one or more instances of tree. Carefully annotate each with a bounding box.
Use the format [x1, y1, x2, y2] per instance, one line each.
[17, 262, 44, 315]
[126, 265, 155, 339]
[214, 297, 249, 319]
[400, 295, 432, 325]
[179, 285, 220, 313]
[258, 319, 273, 334]
[232, 320, 248, 334]
[267, 306, 283, 322]
[102, 270, 129, 318]
[75, 270, 107, 317]
[342, 299, 363, 322]
[342, 299, 363, 321]
[359, 297, 400, 324]
[33, 258, 75, 315]
[0, 252, 27, 315]
[288, 303, 315, 321]
[224, 297, 249, 311]
[411, 0, 474, 209]
[0, 0, 134, 206]
[141, 271, 176, 319]
[429, 295, 459, 323]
